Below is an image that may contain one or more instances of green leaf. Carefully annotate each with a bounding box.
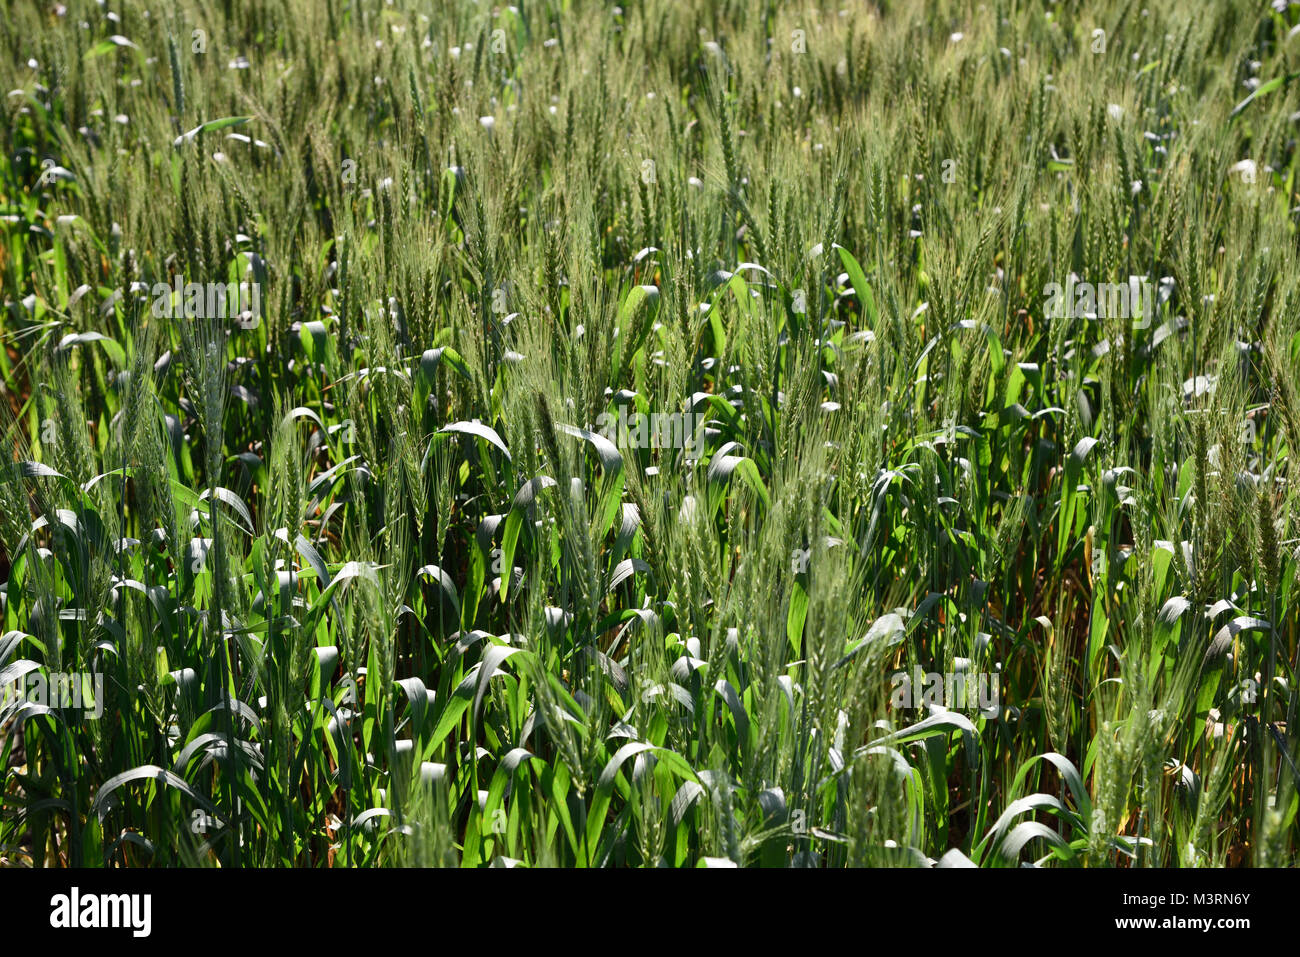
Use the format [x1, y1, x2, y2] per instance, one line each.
[91, 765, 220, 822]
[836, 245, 879, 328]
[437, 420, 511, 462]
[1230, 72, 1300, 120]
[173, 116, 253, 147]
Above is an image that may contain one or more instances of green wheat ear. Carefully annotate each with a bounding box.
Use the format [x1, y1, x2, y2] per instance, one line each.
[167, 30, 184, 121]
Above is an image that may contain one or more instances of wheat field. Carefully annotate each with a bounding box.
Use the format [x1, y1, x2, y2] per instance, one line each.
[1, 0, 1299, 869]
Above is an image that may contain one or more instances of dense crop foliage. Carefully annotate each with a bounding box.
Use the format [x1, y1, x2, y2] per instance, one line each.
[2, 0, 1300, 868]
